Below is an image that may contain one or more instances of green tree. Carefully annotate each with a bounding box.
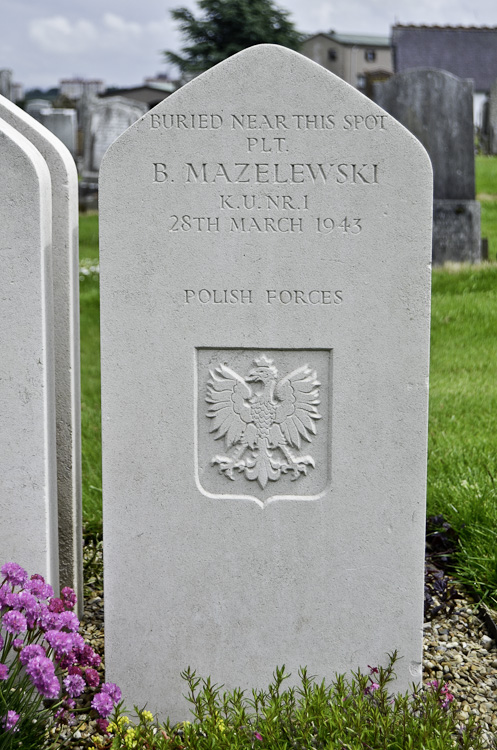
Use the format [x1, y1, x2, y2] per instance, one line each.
[164, 0, 304, 75]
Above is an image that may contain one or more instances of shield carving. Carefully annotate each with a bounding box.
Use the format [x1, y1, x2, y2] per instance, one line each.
[195, 348, 332, 507]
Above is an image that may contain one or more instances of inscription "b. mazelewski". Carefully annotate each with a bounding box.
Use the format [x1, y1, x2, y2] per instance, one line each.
[152, 162, 379, 185]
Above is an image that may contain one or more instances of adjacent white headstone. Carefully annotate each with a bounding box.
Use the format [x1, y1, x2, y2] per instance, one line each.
[100, 45, 432, 720]
[0, 95, 82, 606]
[0, 117, 59, 586]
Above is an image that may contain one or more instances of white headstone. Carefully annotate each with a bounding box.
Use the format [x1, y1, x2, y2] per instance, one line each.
[0, 95, 82, 606]
[100, 45, 432, 720]
[0, 117, 59, 586]
[39, 108, 78, 157]
[26, 99, 53, 122]
[83, 96, 147, 177]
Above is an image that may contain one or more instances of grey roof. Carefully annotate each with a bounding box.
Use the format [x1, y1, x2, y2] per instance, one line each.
[392, 25, 497, 92]
[306, 31, 390, 48]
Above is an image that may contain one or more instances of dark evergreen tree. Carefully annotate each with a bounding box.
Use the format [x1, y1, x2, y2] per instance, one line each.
[164, 0, 304, 74]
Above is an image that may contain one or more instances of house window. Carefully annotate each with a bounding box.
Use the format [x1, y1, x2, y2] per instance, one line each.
[356, 74, 366, 89]
[365, 50, 376, 62]
[328, 48, 337, 61]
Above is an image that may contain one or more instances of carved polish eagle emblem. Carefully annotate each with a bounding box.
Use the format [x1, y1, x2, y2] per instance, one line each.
[206, 356, 322, 488]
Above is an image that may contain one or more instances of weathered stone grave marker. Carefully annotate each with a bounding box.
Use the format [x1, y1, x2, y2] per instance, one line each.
[100, 45, 432, 720]
[0, 117, 59, 585]
[82, 96, 147, 179]
[373, 68, 481, 264]
[38, 108, 78, 157]
[0, 95, 83, 605]
[487, 78, 497, 155]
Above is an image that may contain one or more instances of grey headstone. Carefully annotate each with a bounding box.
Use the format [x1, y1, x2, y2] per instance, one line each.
[100, 45, 432, 720]
[26, 99, 53, 122]
[83, 96, 147, 177]
[0, 95, 83, 607]
[373, 68, 474, 200]
[0, 69, 12, 100]
[0, 117, 59, 586]
[488, 78, 497, 155]
[39, 108, 78, 157]
[373, 68, 481, 263]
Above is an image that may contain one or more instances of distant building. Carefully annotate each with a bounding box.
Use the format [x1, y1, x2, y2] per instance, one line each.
[60, 78, 105, 100]
[301, 32, 392, 91]
[100, 80, 176, 109]
[392, 25, 497, 125]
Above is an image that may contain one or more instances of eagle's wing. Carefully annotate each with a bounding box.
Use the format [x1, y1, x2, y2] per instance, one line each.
[273, 365, 321, 449]
[206, 364, 252, 447]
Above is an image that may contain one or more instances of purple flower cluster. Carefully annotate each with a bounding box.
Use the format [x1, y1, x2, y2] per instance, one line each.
[91, 683, 122, 718]
[25, 655, 60, 698]
[1, 560, 122, 736]
[1, 710, 20, 732]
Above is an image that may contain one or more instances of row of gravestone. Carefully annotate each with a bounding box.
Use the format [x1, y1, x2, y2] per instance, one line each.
[26, 96, 147, 177]
[2, 45, 437, 721]
[0, 94, 83, 613]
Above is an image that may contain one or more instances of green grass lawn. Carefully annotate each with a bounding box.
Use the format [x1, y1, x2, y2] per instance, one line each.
[79, 213, 102, 537]
[79, 160, 497, 603]
[476, 154, 497, 261]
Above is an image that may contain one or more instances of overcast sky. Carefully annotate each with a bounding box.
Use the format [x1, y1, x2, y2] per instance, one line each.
[2, 0, 497, 91]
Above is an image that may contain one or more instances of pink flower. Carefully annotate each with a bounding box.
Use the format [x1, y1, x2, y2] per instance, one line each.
[91, 691, 114, 718]
[2, 610, 27, 635]
[25, 576, 53, 599]
[63, 673, 86, 698]
[20, 644, 46, 665]
[49, 597, 65, 613]
[1, 710, 20, 732]
[96, 718, 110, 733]
[1, 563, 28, 587]
[0, 663, 9, 680]
[58, 611, 79, 632]
[101, 682, 121, 703]
[25, 655, 60, 698]
[16, 591, 38, 613]
[370, 682, 380, 691]
[85, 667, 100, 687]
[254, 732, 263, 741]
[61, 587, 77, 610]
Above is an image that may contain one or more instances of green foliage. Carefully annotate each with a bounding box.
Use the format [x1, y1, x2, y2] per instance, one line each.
[476, 155, 497, 260]
[475, 155, 497, 197]
[93, 654, 482, 750]
[79, 216, 102, 536]
[164, 0, 304, 74]
[78, 213, 99, 263]
[428, 265, 497, 605]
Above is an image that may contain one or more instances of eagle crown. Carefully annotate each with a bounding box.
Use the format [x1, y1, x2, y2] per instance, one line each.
[246, 365, 278, 385]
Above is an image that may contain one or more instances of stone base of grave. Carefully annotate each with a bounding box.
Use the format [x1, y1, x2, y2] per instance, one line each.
[432, 199, 481, 264]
